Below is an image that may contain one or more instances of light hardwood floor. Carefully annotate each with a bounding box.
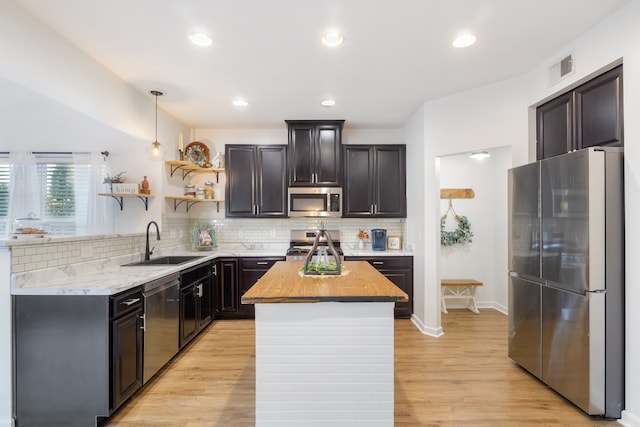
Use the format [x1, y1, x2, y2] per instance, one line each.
[104, 310, 615, 426]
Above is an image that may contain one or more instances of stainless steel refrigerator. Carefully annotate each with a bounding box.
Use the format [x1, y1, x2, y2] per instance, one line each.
[508, 147, 624, 418]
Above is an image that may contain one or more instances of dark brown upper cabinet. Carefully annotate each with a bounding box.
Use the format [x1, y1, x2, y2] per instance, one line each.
[537, 65, 623, 160]
[225, 145, 287, 217]
[574, 66, 623, 149]
[286, 120, 344, 187]
[343, 144, 406, 218]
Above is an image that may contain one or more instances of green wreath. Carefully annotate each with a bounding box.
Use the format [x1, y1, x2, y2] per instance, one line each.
[441, 215, 473, 246]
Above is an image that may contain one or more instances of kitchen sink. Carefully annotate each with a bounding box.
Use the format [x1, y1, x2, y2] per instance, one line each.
[122, 255, 205, 266]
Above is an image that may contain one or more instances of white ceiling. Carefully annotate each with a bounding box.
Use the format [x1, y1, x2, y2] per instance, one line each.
[15, 0, 629, 129]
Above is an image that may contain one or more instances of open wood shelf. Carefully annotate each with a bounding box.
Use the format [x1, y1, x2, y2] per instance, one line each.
[98, 193, 154, 211]
[165, 196, 224, 213]
[165, 160, 224, 181]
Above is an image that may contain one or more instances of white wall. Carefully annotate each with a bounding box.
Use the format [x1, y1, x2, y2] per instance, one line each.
[0, 3, 192, 425]
[407, 75, 528, 336]
[439, 146, 511, 312]
[406, 0, 640, 423]
[522, 1, 640, 424]
[0, 1, 190, 235]
[403, 105, 443, 336]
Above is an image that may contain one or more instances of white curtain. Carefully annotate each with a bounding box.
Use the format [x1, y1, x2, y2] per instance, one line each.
[75, 152, 113, 235]
[6, 152, 39, 237]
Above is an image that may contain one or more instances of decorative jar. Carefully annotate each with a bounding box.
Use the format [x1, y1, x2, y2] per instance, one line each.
[184, 184, 196, 197]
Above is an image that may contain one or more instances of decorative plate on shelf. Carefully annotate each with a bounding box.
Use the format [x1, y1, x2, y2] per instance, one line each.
[185, 142, 210, 167]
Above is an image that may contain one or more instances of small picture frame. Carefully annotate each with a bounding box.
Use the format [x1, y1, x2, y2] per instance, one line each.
[193, 227, 216, 250]
[387, 236, 402, 250]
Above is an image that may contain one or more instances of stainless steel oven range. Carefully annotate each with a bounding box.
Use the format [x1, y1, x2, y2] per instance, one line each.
[285, 229, 343, 261]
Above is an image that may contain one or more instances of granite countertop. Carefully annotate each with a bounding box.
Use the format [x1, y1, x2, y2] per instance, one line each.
[242, 260, 409, 304]
[10, 244, 413, 296]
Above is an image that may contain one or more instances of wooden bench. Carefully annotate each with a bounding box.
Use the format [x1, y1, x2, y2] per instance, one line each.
[441, 279, 483, 314]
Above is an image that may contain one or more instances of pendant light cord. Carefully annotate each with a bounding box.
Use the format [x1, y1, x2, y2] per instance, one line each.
[150, 90, 163, 143]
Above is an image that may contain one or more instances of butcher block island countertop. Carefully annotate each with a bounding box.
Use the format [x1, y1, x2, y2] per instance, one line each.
[241, 260, 408, 304]
[243, 260, 408, 427]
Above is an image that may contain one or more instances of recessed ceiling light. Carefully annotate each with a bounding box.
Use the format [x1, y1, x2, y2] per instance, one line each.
[188, 32, 213, 46]
[320, 99, 336, 107]
[453, 33, 476, 48]
[321, 32, 344, 47]
[232, 98, 249, 107]
[470, 151, 490, 160]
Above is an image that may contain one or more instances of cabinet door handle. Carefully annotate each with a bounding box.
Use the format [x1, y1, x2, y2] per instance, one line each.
[256, 262, 269, 265]
[121, 298, 140, 306]
[211, 264, 217, 276]
[140, 314, 146, 331]
[372, 261, 384, 265]
[370, 204, 375, 215]
[197, 283, 203, 297]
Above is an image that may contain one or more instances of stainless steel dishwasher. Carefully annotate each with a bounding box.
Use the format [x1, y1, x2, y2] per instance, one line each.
[142, 273, 180, 384]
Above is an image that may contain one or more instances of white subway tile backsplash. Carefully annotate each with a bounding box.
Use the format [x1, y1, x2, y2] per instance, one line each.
[9, 216, 405, 273]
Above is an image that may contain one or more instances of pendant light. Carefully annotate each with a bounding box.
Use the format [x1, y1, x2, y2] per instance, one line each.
[148, 90, 165, 159]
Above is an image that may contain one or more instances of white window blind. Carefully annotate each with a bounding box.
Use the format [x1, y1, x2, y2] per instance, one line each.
[35, 154, 90, 235]
[2, 153, 93, 236]
[0, 155, 9, 235]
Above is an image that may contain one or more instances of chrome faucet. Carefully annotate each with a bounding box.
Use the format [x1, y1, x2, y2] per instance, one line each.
[145, 220, 160, 260]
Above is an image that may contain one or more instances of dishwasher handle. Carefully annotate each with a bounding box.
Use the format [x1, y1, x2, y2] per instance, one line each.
[143, 273, 180, 295]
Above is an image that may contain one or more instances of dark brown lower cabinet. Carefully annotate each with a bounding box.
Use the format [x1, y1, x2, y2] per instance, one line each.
[215, 258, 239, 317]
[239, 257, 285, 316]
[214, 257, 285, 319]
[179, 262, 214, 348]
[111, 291, 143, 410]
[345, 256, 414, 318]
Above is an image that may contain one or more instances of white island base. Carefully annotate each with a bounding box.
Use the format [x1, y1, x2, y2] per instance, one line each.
[254, 301, 395, 427]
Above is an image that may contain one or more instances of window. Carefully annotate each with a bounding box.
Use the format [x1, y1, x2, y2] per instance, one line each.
[36, 154, 91, 235]
[2, 153, 94, 236]
[0, 155, 9, 236]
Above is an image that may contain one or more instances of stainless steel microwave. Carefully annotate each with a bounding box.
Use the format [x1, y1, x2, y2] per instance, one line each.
[288, 187, 342, 217]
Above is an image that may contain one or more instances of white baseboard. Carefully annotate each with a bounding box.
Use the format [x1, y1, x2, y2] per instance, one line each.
[619, 410, 640, 427]
[410, 314, 443, 337]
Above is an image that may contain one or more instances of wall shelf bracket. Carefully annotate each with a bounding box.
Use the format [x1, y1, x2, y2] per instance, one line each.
[99, 194, 151, 211]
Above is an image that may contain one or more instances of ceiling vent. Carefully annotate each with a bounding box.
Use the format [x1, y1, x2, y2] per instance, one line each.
[548, 53, 574, 86]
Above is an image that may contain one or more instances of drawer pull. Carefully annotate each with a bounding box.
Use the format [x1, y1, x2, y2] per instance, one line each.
[256, 262, 269, 265]
[121, 298, 141, 306]
[372, 262, 384, 265]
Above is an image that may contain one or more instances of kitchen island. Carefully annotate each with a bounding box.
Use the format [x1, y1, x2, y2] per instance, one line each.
[242, 261, 408, 427]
